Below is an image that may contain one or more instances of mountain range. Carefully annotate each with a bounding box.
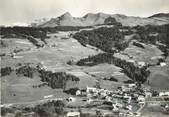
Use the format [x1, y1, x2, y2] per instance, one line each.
[31, 12, 169, 27]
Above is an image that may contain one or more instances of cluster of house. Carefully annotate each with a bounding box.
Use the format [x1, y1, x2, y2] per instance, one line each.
[66, 83, 150, 116]
[37, 85, 169, 117]
[65, 83, 169, 116]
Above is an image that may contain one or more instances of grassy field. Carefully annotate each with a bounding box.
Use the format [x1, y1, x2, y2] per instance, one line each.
[114, 40, 164, 65]
[147, 65, 169, 90]
[141, 104, 169, 117]
[1, 72, 71, 104]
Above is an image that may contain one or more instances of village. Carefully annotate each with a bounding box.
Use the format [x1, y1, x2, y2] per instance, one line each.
[35, 81, 169, 117]
[28, 80, 167, 117]
[1, 82, 169, 117]
[61, 83, 147, 116]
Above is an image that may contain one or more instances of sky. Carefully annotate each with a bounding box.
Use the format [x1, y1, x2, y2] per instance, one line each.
[0, 0, 169, 25]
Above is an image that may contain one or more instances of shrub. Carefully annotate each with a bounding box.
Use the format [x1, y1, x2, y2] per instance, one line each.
[15, 111, 22, 117]
[34, 100, 65, 117]
[103, 101, 113, 105]
[16, 65, 37, 78]
[1, 107, 8, 116]
[1, 107, 15, 116]
[1, 67, 13, 76]
[123, 80, 134, 84]
[109, 77, 118, 82]
[64, 88, 79, 95]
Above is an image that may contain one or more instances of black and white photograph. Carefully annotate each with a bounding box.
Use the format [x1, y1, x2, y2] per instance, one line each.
[0, 0, 169, 117]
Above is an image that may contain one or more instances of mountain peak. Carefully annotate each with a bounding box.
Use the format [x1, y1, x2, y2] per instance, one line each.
[83, 12, 107, 19]
[61, 12, 72, 18]
[83, 13, 95, 18]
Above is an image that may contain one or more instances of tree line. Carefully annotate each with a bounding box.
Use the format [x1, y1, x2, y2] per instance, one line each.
[15, 65, 80, 89]
[1, 26, 47, 39]
[0, 26, 92, 38]
[38, 69, 80, 89]
[76, 53, 150, 83]
[1, 64, 80, 90]
[1, 26, 47, 47]
[1, 100, 65, 117]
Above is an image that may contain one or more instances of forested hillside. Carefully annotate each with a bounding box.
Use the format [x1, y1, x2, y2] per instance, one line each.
[73, 27, 128, 53]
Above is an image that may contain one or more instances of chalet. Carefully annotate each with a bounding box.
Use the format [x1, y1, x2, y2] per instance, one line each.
[87, 93, 92, 98]
[138, 61, 146, 68]
[138, 95, 145, 104]
[121, 87, 131, 92]
[10, 52, 16, 57]
[0, 104, 13, 108]
[126, 105, 132, 110]
[145, 92, 152, 98]
[36, 61, 47, 70]
[44, 95, 53, 99]
[112, 104, 119, 112]
[164, 104, 169, 109]
[123, 94, 132, 103]
[67, 97, 76, 102]
[159, 91, 169, 97]
[114, 102, 123, 108]
[71, 39, 78, 42]
[66, 112, 80, 117]
[87, 98, 94, 104]
[160, 62, 167, 67]
[106, 96, 112, 102]
[128, 83, 136, 88]
[112, 71, 124, 76]
[75, 90, 81, 96]
[133, 112, 141, 117]
[86, 86, 97, 93]
[13, 55, 23, 59]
